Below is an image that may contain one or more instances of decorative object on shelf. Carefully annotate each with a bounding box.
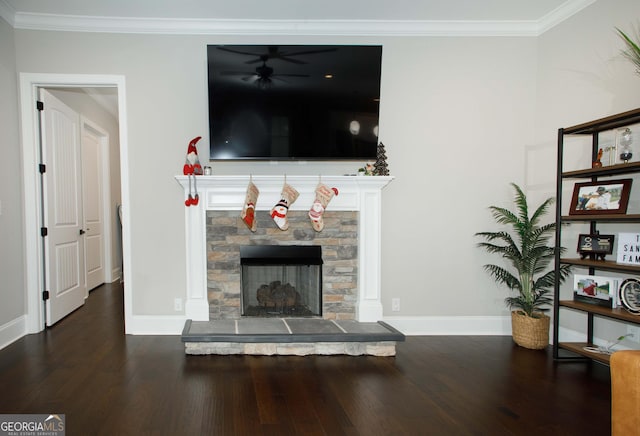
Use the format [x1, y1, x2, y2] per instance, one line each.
[616, 233, 640, 265]
[241, 178, 259, 232]
[183, 136, 203, 207]
[204, 166, 212, 175]
[577, 233, 614, 260]
[619, 278, 640, 315]
[358, 163, 374, 176]
[592, 148, 603, 168]
[270, 180, 299, 231]
[309, 183, 338, 232]
[583, 334, 633, 355]
[617, 127, 634, 163]
[374, 142, 390, 176]
[573, 274, 621, 309]
[616, 25, 640, 77]
[568, 179, 632, 215]
[476, 183, 571, 349]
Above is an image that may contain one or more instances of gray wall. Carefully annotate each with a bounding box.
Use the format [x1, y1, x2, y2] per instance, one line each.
[3, 0, 640, 338]
[0, 16, 25, 341]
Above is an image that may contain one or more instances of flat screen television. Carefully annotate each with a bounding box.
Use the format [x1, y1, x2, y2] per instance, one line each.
[207, 45, 382, 161]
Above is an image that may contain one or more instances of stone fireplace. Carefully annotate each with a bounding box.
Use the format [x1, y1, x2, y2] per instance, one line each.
[176, 175, 393, 323]
[206, 210, 358, 320]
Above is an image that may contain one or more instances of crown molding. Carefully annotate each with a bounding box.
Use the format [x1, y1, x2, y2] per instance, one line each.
[2, 0, 597, 37]
[0, 0, 15, 27]
[538, 0, 596, 35]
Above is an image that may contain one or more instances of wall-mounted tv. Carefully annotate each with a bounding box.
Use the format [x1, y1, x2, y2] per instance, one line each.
[207, 45, 382, 161]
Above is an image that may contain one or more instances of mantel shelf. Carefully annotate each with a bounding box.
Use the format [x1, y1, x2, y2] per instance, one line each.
[175, 174, 394, 211]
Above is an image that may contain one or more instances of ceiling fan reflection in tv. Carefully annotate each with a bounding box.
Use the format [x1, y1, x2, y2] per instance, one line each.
[217, 46, 337, 89]
[220, 56, 308, 89]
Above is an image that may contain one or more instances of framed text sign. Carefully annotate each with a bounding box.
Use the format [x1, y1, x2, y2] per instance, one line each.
[577, 234, 614, 260]
[617, 233, 640, 265]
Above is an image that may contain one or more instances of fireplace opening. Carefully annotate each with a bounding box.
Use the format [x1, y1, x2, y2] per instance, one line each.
[240, 245, 322, 317]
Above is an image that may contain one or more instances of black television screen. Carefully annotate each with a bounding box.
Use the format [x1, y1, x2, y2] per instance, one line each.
[207, 45, 382, 161]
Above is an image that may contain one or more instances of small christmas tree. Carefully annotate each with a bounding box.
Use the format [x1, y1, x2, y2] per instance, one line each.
[374, 142, 389, 175]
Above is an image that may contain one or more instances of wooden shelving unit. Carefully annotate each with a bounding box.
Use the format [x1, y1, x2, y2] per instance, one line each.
[552, 108, 640, 364]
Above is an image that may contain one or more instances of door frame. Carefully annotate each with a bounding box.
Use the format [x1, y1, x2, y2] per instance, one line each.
[81, 116, 113, 290]
[19, 73, 131, 333]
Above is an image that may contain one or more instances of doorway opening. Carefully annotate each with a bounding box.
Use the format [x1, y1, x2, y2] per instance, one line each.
[19, 73, 129, 333]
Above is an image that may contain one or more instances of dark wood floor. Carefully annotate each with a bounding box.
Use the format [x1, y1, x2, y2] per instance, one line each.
[0, 283, 611, 435]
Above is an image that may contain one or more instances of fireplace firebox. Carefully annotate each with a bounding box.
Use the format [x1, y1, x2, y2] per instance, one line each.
[240, 245, 322, 317]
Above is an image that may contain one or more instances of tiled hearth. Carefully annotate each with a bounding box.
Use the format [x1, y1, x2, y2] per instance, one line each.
[182, 319, 404, 356]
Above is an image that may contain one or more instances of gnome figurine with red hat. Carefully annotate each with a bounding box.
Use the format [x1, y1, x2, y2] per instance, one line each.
[183, 136, 203, 206]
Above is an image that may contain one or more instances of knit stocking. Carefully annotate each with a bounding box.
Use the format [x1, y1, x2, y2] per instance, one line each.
[309, 184, 338, 232]
[271, 183, 299, 231]
[241, 181, 259, 232]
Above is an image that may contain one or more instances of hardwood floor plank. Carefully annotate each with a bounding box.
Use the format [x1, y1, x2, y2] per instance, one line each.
[0, 283, 612, 435]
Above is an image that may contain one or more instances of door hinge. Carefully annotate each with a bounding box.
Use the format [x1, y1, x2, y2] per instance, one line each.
[39, 164, 46, 174]
[36, 100, 44, 111]
[40, 227, 48, 237]
[42, 290, 50, 301]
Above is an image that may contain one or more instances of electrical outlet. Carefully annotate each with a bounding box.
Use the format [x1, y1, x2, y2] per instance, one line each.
[391, 298, 400, 312]
[627, 324, 640, 342]
[174, 298, 183, 312]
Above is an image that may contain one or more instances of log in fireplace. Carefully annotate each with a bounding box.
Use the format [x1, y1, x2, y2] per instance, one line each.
[240, 245, 323, 317]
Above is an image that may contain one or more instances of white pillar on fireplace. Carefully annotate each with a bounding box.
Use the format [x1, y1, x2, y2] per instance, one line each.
[176, 175, 394, 322]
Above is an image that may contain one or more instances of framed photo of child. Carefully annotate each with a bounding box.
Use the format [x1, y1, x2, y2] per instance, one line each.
[568, 179, 632, 215]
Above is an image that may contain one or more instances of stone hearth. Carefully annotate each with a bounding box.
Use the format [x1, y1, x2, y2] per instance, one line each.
[182, 319, 404, 356]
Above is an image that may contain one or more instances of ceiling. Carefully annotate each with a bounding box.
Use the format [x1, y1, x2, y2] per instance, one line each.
[0, 0, 596, 36]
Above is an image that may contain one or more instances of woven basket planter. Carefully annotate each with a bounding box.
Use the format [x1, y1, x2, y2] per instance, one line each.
[511, 311, 550, 350]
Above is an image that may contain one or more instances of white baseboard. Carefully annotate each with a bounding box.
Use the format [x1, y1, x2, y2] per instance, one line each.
[383, 315, 512, 336]
[111, 267, 122, 282]
[382, 317, 632, 351]
[0, 315, 28, 350]
[125, 315, 187, 335]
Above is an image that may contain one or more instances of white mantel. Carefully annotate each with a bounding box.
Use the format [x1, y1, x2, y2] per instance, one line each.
[175, 175, 394, 322]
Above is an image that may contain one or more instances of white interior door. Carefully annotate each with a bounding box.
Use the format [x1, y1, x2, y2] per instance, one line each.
[81, 122, 105, 291]
[40, 89, 87, 326]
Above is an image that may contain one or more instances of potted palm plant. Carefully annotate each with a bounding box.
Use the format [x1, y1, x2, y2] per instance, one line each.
[617, 25, 640, 77]
[476, 183, 571, 349]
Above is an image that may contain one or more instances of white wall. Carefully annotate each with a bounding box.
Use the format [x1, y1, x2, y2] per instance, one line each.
[0, 16, 27, 347]
[6, 0, 640, 336]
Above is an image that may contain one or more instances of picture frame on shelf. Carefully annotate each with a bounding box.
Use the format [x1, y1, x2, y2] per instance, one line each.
[568, 179, 632, 215]
[574, 274, 621, 309]
[576, 234, 614, 260]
